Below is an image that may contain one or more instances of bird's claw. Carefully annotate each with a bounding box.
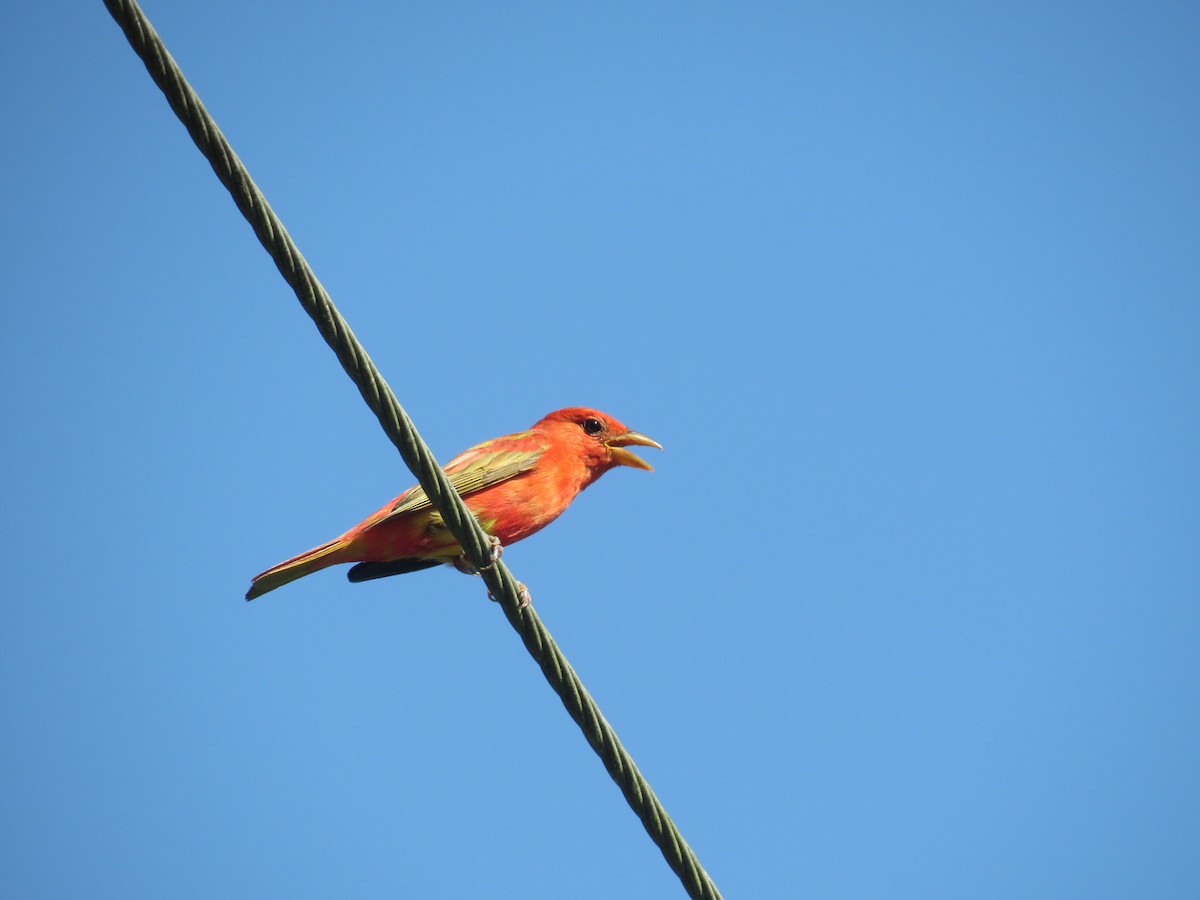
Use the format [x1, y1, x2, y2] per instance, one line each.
[453, 536, 503, 576]
[453, 536, 527, 608]
[487, 581, 531, 609]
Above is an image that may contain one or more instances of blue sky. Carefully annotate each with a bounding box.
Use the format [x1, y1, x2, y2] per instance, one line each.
[2, 2, 1198, 897]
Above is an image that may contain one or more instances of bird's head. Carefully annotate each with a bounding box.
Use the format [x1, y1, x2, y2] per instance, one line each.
[535, 407, 663, 474]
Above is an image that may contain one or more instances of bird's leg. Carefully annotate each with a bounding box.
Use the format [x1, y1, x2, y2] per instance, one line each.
[452, 556, 478, 576]
[453, 535, 503, 576]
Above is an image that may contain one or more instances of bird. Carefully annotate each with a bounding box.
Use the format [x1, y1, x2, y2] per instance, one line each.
[245, 407, 661, 602]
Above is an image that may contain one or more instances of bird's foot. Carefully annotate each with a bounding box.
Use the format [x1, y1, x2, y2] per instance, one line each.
[480, 535, 504, 569]
[487, 581, 531, 609]
[454, 537, 526, 608]
[453, 536, 503, 576]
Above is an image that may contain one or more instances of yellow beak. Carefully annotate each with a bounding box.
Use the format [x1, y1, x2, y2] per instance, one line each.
[606, 431, 663, 471]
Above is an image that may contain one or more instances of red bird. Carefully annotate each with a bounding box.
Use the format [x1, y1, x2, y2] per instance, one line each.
[245, 407, 661, 601]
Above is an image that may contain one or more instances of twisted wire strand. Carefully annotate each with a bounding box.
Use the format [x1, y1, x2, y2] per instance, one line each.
[103, 3, 721, 897]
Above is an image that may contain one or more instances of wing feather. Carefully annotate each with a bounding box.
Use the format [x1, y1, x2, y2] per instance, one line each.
[382, 445, 545, 521]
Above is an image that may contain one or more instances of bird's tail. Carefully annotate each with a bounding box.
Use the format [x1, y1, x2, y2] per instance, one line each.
[245, 538, 349, 601]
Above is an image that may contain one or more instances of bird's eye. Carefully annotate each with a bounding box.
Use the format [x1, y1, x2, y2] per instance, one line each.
[581, 417, 604, 435]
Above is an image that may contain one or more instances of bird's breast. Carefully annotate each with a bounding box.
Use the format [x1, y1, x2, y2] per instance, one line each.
[467, 459, 589, 545]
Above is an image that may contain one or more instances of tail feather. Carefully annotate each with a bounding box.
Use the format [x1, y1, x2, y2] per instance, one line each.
[347, 558, 442, 582]
[245, 538, 348, 601]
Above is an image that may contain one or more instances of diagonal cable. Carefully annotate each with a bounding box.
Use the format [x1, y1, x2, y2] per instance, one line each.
[102, 2, 722, 898]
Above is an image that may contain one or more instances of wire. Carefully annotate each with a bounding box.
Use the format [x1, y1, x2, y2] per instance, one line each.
[103, 3, 722, 896]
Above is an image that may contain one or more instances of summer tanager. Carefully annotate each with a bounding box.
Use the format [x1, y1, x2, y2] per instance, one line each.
[245, 407, 661, 601]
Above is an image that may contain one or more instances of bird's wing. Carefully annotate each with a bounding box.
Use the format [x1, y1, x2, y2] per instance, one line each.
[381, 443, 546, 521]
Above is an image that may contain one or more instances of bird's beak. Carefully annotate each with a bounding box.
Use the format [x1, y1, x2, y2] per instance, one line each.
[606, 431, 663, 471]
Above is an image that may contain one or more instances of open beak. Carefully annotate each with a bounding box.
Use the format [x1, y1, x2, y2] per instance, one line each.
[606, 430, 663, 471]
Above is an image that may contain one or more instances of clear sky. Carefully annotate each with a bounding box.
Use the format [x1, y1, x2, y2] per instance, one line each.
[2, 2, 1198, 898]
